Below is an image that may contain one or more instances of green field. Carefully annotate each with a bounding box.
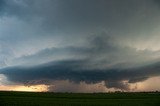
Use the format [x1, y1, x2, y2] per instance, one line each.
[0, 91, 160, 106]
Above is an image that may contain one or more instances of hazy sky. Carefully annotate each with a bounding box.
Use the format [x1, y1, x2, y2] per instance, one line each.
[0, 0, 160, 92]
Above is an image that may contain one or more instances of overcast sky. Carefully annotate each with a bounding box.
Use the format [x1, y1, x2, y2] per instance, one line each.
[0, 0, 160, 92]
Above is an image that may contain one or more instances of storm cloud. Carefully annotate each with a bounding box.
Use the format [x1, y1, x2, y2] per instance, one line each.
[0, 0, 160, 92]
[1, 57, 160, 91]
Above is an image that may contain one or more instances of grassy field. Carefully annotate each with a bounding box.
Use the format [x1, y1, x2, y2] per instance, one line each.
[0, 91, 160, 106]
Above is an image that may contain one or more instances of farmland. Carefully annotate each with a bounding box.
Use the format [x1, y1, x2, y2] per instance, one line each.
[0, 91, 160, 106]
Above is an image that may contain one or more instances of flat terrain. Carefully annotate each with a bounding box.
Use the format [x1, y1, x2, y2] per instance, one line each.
[0, 91, 160, 106]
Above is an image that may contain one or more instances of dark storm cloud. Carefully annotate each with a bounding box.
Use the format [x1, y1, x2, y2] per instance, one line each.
[0, 0, 5, 12]
[105, 81, 129, 90]
[1, 0, 160, 92]
[1, 31, 159, 91]
[0, 0, 150, 32]
[0, 0, 160, 54]
[1, 59, 160, 90]
[0, 0, 159, 40]
[154, 0, 160, 5]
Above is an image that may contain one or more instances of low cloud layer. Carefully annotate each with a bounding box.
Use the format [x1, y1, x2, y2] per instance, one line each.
[1, 56, 160, 91]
